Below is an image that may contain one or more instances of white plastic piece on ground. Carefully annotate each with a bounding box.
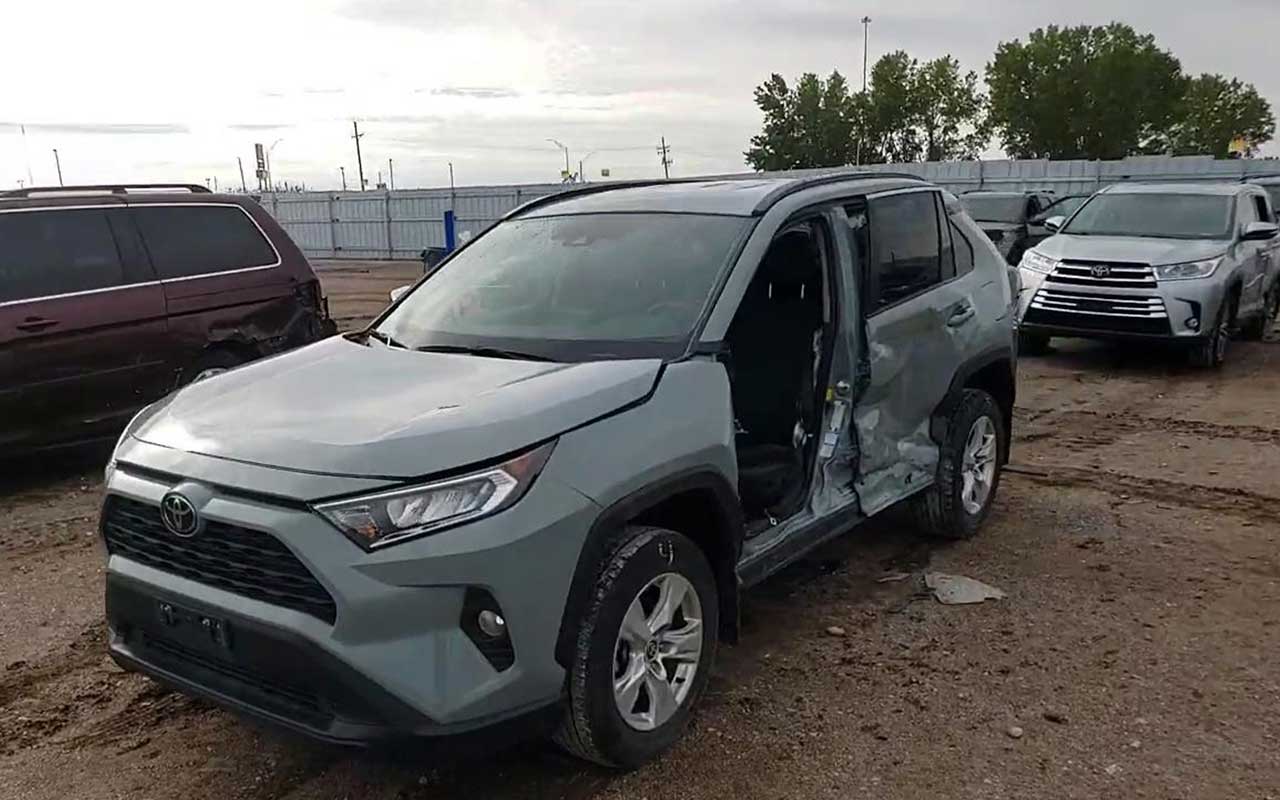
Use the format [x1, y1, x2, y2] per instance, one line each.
[925, 572, 1007, 605]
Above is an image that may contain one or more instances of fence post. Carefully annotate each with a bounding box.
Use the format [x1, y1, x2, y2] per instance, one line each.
[444, 210, 457, 252]
[327, 194, 337, 258]
[385, 191, 393, 260]
[977, 159, 985, 190]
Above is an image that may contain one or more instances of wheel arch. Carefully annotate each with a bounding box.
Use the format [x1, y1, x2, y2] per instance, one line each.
[554, 469, 744, 669]
[930, 346, 1015, 464]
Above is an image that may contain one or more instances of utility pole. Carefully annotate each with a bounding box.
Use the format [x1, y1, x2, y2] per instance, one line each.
[340, 166, 348, 191]
[657, 136, 673, 179]
[388, 158, 395, 190]
[237, 157, 247, 192]
[546, 138, 571, 181]
[448, 162, 455, 190]
[352, 121, 366, 190]
[213, 176, 219, 192]
[52, 149, 63, 186]
[856, 15, 873, 166]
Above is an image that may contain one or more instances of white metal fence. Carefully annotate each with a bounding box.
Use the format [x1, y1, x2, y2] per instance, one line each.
[259, 156, 1280, 261]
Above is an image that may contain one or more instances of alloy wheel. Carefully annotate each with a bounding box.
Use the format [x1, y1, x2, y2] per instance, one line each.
[960, 416, 997, 515]
[612, 573, 703, 732]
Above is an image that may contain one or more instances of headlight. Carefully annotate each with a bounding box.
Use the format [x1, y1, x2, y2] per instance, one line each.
[314, 442, 555, 549]
[1154, 257, 1222, 281]
[1019, 250, 1058, 274]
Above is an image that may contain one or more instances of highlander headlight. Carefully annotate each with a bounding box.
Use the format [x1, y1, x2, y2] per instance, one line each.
[315, 442, 555, 549]
[1154, 257, 1222, 281]
[1019, 250, 1058, 274]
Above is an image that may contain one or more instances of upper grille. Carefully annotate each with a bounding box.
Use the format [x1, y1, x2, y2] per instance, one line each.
[103, 496, 337, 624]
[1047, 261, 1158, 289]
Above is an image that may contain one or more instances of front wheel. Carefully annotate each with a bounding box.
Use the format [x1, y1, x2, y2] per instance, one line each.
[1188, 298, 1234, 368]
[910, 389, 1006, 540]
[554, 527, 718, 769]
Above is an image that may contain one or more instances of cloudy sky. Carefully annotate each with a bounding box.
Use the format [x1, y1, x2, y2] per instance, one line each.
[2, 0, 1277, 191]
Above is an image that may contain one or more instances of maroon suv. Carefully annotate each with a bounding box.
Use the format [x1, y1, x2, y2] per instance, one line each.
[0, 184, 336, 454]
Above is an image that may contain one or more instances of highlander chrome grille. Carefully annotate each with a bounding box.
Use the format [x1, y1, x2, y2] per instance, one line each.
[1046, 261, 1158, 289]
[1030, 289, 1168, 320]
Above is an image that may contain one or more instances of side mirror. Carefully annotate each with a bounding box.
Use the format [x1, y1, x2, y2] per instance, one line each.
[1241, 221, 1279, 241]
[1043, 215, 1065, 233]
[389, 285, 411, 303]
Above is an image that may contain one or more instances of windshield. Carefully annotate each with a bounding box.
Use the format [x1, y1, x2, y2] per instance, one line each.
[1063, 193, 1234, 239]
[961, 195, 1027, 223]
[1264, 186, 1280, 219]
[376, 212, 752, 361]
[1040, 196, 1088, 222]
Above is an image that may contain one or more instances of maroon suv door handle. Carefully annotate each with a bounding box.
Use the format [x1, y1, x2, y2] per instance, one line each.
[16, 317, 59, 332]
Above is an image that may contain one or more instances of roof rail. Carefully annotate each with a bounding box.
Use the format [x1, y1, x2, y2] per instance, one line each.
[0, 183, 212, 199]
[503, 178, 711, 220]
[750, 170, 928, 214]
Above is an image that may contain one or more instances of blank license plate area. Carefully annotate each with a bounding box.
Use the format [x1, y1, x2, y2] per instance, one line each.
[156, 600, 233, 653]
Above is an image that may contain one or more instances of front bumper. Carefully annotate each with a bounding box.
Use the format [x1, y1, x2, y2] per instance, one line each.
[1016, 267, 1225, 342]
[101, 445, 598, 744]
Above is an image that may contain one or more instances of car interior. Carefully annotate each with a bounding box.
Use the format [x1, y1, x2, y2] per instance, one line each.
[726, 224, 829, 525]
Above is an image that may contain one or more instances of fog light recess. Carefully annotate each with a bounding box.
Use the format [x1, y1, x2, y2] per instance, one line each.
[1185, 317, 1200, 330]
[460, 588, 515, 671]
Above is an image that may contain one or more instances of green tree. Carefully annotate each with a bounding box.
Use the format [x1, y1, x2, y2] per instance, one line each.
[986, 23, 1185, 159]
[744, 71, 858, 171]
[1167, 74, 1275, 157]
[864, 51, 922, 163]
[912, 56, 989, 161]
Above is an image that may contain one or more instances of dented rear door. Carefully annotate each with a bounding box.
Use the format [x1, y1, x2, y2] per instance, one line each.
[850, 189, 984, 515]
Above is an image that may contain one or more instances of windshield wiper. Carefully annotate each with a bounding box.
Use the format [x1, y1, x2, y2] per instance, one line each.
[364, 329, 409, 349]
[415, 344, 558, 362]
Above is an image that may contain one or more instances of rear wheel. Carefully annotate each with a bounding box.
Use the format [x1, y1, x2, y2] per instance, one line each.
[1244, 284, 1280, 340]
[554, 526, 718, 769]
[1188, 297, 1235, 368]
[911, 389, 1006, 540]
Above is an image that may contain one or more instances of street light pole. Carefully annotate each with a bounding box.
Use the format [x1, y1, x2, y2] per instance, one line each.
[856, 15, 872, 166]
[52, 149, 63, 186]
[237, 157, 247, 192]
[266, 138, 283, 191]
[547, 138, 571, 180]
[340, 166, 347, 191]
[579, 150, 599, 184]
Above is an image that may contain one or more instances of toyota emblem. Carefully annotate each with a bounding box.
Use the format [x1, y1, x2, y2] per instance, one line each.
[160, 493, 199, 537]
[1090, 264, 1112, 278]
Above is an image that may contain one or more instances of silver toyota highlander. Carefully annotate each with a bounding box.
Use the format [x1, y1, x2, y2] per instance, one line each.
[1016, 182, 1280, 366]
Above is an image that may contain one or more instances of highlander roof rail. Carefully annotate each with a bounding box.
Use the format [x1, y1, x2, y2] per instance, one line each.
[0, 183, 213, 198]
[503, 178, 712, 220]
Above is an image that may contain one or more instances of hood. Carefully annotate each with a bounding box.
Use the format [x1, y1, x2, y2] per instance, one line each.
[134, 336, 662, 479]
[1034, 234, 1228, 266]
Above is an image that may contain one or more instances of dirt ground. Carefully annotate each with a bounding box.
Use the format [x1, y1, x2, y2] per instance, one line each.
[2, 261, 1278, 800]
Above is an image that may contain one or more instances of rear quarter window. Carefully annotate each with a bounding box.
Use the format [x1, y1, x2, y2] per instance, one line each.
[132, 205, 278, 280]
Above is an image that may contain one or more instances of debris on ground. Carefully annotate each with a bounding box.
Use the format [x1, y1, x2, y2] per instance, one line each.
[825, 626, 846, 637]
[1007, 726, 1024, 739]
[1043, 710, 1069, 724]
[924, 573, 1007, 605]
[876, 572, 912, 583]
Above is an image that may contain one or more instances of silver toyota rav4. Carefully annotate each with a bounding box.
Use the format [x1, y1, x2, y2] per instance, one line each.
[1017, 182, 1280, 366]
[101, 173, 1016, 768]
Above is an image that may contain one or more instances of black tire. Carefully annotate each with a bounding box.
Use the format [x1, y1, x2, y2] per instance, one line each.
[1018, 331, 1051, 356]
[1246, 284, 1280, 340]
[1239, 311, 1267, 341]
[910, 389, 1006, 540]
[1188, 297, 1235, 368]
[554, 526, 719, 769]
[179, 348, 246, 385]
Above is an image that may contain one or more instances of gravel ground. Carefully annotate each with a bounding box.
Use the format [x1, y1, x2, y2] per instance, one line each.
[1, 262, 1277, 799]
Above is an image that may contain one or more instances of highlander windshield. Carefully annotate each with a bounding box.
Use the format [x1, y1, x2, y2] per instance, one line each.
[376, 212, 752, 361]
[1063, 193, 1233, 239]
[960, 195, 1026, 223]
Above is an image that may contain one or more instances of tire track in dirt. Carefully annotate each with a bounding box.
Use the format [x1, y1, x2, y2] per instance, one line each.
[1005, 463, 1280, 521]
[1014, 407, 1280, 446]
[0, 623, 105, 709]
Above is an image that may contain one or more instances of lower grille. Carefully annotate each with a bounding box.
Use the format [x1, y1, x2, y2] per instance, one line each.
[139, 631, 331, 727]
[103, 496, 337, 624]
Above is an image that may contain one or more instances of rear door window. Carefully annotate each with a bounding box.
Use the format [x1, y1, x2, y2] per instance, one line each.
[1250, 194, 1271, 224]
[0, 209, 127, 303]
[866, 191, 942, 311]
[132, 205, 278, 280]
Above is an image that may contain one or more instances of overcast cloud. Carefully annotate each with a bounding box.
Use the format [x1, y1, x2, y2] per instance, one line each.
[2, 0, 1276, 191]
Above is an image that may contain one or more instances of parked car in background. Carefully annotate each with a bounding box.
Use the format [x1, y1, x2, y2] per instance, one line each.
[961, 190, 1090, 265]
[100, 173, 1015, 769]
[1017, 182, 1280, 366]
[0, 184, 336, 455]
[1245, 174, 1280, 221]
